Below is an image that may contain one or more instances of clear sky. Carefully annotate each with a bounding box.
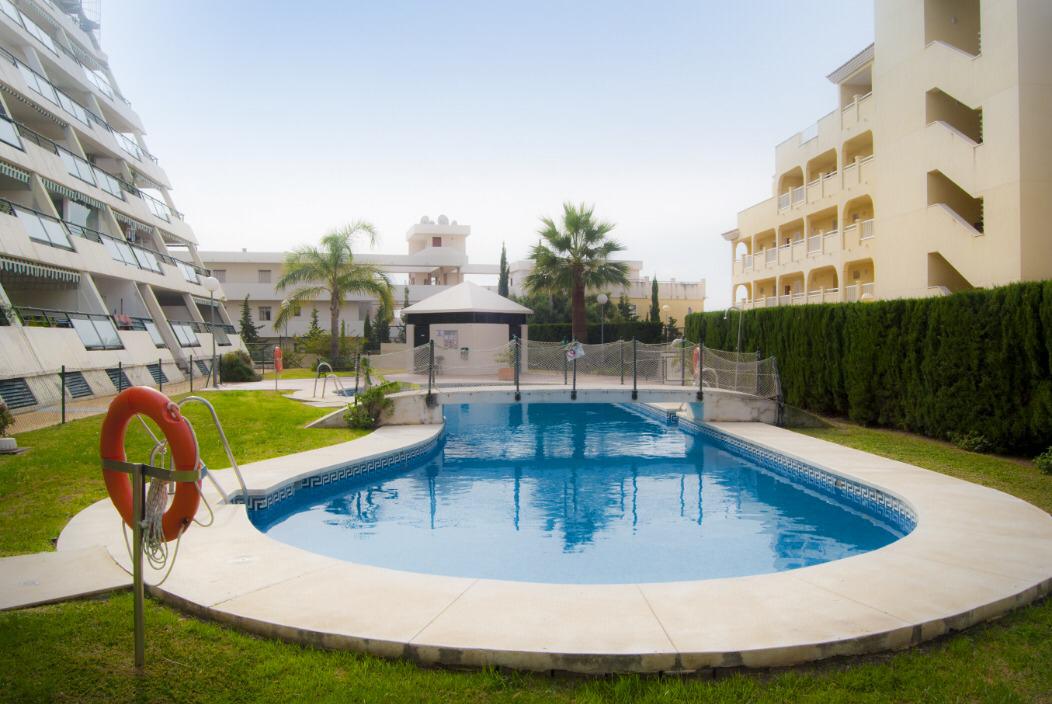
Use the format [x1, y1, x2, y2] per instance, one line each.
[101, 0, 873, 309]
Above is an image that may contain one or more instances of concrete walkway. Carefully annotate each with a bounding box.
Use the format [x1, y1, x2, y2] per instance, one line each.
[0, 547, 130, 610]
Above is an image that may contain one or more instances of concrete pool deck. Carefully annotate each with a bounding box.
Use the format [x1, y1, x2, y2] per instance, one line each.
[56, 416, 1052, 674]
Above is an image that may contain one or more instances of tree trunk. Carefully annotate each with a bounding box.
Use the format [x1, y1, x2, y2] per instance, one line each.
[329, 296, 340, 363]
[571, 270, 587, 342]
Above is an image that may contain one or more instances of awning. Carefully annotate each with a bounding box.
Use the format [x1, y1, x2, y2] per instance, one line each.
[0, 255, 80, 284]
[192, 295, 222, 307]
[113, 210, 154, 233]
[41, 178, 105, 210]
[0, 84, 68, 128]
[0, 160, 31, 183]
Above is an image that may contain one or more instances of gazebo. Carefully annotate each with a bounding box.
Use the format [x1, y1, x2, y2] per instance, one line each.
[401, 281, 532, 376]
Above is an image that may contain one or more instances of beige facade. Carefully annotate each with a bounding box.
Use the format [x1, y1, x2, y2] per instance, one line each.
[0, 0, 242, 413]
[726, 0, 1052, 308]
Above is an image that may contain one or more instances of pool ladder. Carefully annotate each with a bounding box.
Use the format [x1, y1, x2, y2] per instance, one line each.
[313, 361, 348, 399]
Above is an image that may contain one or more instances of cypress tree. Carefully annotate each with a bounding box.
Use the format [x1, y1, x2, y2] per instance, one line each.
[498, 242, 510, 297]
[363, 310, 372, 349]
[648, 278, 660, 323]
[238, 295, 260, 345]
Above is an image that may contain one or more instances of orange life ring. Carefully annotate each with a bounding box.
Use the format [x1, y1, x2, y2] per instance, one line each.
[100, 386, 200, 542]
[692, 346, 701, 375]
[274, 346, 283, 374]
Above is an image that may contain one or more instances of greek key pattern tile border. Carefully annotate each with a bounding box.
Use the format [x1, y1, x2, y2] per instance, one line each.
[238, 435, 441, 512]
[678, 416, 917, 533]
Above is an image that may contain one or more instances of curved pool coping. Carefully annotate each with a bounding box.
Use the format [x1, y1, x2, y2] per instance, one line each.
[60, 410, 1052, 674]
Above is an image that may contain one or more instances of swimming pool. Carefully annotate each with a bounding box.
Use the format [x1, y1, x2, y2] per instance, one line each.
[251, 403, 909, 583]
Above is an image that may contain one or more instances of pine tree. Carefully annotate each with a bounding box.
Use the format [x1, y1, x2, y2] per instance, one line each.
[648, 278, 660, 323]
[618, 293, 635, 320]
[238, 295, 261, 345]
[403, 285, 410, 310]
[498, 242, 510, 297]
[305, 309, 319, 338]
[363, 309, 372, 349]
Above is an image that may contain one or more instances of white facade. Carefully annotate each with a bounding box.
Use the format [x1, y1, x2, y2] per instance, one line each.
[0, 0, 241, 412]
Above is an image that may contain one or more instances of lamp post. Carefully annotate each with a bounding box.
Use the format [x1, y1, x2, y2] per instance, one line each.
[596, 293, 608, 345]
[201, 276, 219, 386]
[724, 304, 744, 392]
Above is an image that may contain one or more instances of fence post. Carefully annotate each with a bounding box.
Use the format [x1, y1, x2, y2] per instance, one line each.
[513, 336, 521, 401]
[631, 338, 638, 401]
[620, 339, 624, 385]
[189, 354, 193, 393]
[696, 346, 704, 402]
[118, 361, 123, 393]
[354, 353, 361, 396]
[60, 365, 66, 424]
[426, 340, 435, 406]
[571, 340, 577, 401]
[562, 338, 568, 385]
[158, 358, 163, 393]
[680, 342, 685, 386]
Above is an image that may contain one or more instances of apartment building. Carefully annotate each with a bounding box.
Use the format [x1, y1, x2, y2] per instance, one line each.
[726, 0, 1052, 308]
[202, 216, 499, 340]
[0, 0, 240, 413]
[205, 215, 706, 341]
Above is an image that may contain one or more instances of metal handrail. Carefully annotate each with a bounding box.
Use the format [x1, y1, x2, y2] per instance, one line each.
[178, 395, 248, 503]
[312, 361, 334, 397]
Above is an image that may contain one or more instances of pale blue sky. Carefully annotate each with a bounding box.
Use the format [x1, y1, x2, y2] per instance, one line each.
[102, 1, 873, 309]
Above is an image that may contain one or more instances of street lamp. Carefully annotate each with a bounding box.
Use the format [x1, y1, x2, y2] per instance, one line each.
[201, 275, 219, 386]
[724, 304, 745, 392]
[662, 304, 670, 342]
[596, 293, 609, 345]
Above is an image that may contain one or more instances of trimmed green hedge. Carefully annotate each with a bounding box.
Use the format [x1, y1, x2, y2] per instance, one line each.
[528, 321, 666, 344]
[684, 282, 1052, 455]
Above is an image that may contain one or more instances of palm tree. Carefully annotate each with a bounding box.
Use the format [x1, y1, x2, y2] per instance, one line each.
[525, 202, 629, 342]
[275, 222, 393, 363]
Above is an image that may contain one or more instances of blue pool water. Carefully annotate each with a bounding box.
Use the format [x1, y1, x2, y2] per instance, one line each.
[252, 404, 905, 583]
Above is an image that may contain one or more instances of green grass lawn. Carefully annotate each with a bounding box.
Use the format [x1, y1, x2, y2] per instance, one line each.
[261, 367, 356, 380]
[1, 409, 1051, 703]
[0, 391, 365, 556]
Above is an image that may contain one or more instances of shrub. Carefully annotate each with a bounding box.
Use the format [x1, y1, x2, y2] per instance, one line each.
[343, 381, 398, 430]
[0, 400, 13, 437]
[949, 431, 993, 454]
[219, 350, 260, 382]
[1035, 448, 1052, 475]
[684, 281, 1052, 456]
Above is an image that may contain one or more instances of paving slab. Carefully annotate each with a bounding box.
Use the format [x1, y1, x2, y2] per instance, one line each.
[0, 547, 129, 610]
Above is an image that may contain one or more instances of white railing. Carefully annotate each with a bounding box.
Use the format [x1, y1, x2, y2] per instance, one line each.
[860, 218, 875, 240]
[823, 288, 840, 303]
[791, 292, 806, 305]
[807, 235, 822, 254]
[765, 249, 777, 264]
[823, 230, 840, 250]
[743, 254, 753, 269]
[807, 291, 822, 304]
[861, 282, 875, 298]
[791, 186, 805, 206]
[778, 192, 790, 210]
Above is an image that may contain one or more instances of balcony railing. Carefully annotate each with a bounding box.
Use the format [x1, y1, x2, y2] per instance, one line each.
[765, 248, 777, 264]
[112, 314, 166, 347]
[845, 282, 876, 302]
[12, 306, 124, 350]
[0, 44, 157, 164]
[0, 200, 76, 251]
[860, 218, 875, 240]
[791, 186, 805, 206]
[777, 192, 790, 210]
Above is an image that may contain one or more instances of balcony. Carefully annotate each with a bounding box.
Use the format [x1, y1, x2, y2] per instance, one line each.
[840, 91, 873, 132]
[12, 306, 123, 350]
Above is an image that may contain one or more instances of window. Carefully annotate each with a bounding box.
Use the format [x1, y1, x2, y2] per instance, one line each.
[257, 269, 271, 283]
[432, 237, 442, 247]
[293, 306, 301, 317]
[176, 260, 199, 284]
[213, 269, 226, 282]
[169, 322, 200, 347]
[16, 207, 74, 250]
[0, 114, 21, 149]
[259, 306, 272, 321]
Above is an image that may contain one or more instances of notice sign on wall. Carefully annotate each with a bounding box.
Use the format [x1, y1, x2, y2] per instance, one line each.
[436, 329, 459, 349]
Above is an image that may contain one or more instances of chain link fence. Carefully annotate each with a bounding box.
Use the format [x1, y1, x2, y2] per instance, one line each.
[338, 339, 780, 400]
[3, 354, 221, 435]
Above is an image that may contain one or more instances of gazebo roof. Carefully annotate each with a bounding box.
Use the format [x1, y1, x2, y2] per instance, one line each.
[402, 281, 532, 316]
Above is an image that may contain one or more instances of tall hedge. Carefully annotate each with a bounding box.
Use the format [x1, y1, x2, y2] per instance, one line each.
[684, 282, 1052, 455]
